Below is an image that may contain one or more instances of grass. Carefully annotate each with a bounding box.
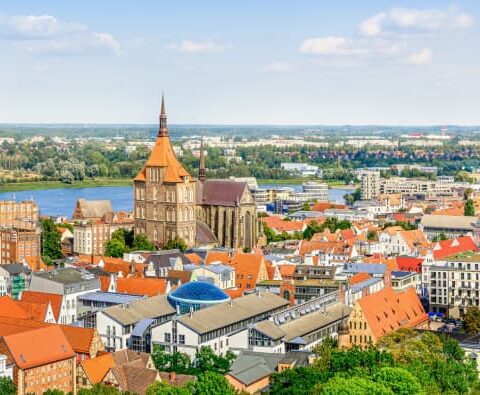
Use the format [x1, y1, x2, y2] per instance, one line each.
[0, 178, 132, 192]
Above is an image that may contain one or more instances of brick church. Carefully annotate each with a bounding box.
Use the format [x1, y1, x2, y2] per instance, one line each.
[133, 97, 259, 250]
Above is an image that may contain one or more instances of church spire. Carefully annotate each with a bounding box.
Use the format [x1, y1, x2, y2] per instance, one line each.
[158, 93, 168, 137]
[198, 136, 206, 182]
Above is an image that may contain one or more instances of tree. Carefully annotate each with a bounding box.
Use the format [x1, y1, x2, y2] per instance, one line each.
[464, 306, 480, 335]
[194, 372, 236, 395]
[367, 230, 377, 241]
[41, 218, 62, 262]
[372, 367, 424, 395]
[164, 237, 187, 252]
[301, 202, 311, 211]
[313, 376, 392, 395]
[104, 238, 126, 258]
[270, 367, 329, 395]
[132, 233, 155, 251]
[195, 346, 235, 374]
[0, 377, 15, 395]
[464, 199, 475, 216]
[146, 381, 190, 395]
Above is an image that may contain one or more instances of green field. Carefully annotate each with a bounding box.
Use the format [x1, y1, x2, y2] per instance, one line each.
[0, 178, 132, 192]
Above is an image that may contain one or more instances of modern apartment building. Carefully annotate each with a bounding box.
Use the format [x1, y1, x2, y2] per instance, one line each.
[0, 228, 40, 265]
[359, 170, 380, 201]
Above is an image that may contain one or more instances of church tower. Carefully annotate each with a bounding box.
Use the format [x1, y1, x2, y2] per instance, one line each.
[198, 136, 206, 183]
[133, 96, 197, 248]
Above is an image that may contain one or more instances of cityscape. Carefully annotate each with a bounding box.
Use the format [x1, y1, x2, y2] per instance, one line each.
[1, 1, 480, 395]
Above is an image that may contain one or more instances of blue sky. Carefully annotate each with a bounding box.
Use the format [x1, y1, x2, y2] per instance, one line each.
[0, 1, 479, 125]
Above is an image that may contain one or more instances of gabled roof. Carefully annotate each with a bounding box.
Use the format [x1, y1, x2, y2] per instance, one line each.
[21, 291, 63, 322]
[358, 287, 427, 340]
[15, 300, 49, 322]
[185, 252, 203, 265]
[59, 326, 95, 354]
[2, 326, 74, 369]
[201, 180, 248, 207]
[81, 353, 115, 384]
[205, 250, 231, 265]
[395, 256, 424, 273]
[0, 296, 34, 320]
[433, 236, 478, 259]
[231, 253, 267, 292]
[116, 277, 167, 297]
[74, 198, 113, 219]
[348, 272, 371, 286]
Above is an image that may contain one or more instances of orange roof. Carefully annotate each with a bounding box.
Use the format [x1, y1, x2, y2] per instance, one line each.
[224, 289, 244, 299]
[185, 253, 203, 265]
[205, 251, 231, 265]
[358, 287, 427, 340]
[134, 134, 193, 183]
[312, 202, 346, 212]
[262, 216, 306, 233]
[279, 264, 296, 279]
[433, 236, 478, 259]
[23, 256, 51, 272]
[264, 261, 277, 280]
[116, 277, 167, 297]
[103, 260, 131, 277]
[15, 300, 49, 322]
[100, 276, 111, 291]
[230, 253, 267, 292]
[2, 326, 75, 369]
[348, 272, 371, 286]
[0, 296, 34, 320]
[21, 291, 63, 322]
[59, 325, 95, 354]
[81, 353, 115, 384]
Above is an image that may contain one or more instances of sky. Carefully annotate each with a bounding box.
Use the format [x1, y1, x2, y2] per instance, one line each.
[0, 1, 479, 125]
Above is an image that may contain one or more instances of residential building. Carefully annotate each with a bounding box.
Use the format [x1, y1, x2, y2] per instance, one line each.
[301, 182, 328, 202]
[360, 170, 380, 201]
[0, 264, 30, 299]
[420, 215, 477, 241]
[0, 228, 40, 265]
[73, 198, 114, 220]
[0, 200, 39, 229]
[73, 220, 128, 256]
[184, 263, 235, 289]
[29, 268, 101, 324]
[0, 326, 76, 395]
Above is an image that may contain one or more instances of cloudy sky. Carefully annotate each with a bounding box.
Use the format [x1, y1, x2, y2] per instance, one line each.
[0, 1, 479, 125]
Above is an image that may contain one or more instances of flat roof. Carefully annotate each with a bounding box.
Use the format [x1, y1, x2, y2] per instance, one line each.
[33, 268, 97, 285]
[78, 291, 144, 304]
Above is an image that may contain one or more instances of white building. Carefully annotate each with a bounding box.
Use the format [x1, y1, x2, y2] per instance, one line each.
[359, 170, 380, 201]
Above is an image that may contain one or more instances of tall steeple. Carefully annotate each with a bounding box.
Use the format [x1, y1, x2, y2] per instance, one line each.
[198, 136, 206, 182]
[158, 93, 168, 137]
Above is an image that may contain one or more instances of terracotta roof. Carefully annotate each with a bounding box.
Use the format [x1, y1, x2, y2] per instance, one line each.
[205, 251, 231, 265]
[59, 325, 95, 354]
[116, 277, 167, 297]
[15, 300, 49, 322]
[279, 264, 295, 279]
[224, 288, 244, 299]
[230, 253, 268, 292]
[0, 296, 34, 319]
[263, 217, 306, 233]
[433, 236, 478, 259]
[81, 353, 115, 384]
[23, 256, 51, 272]
[134, 134, 192, 183]
[113, 364, 159, 395]
[348, 272, 371, 286]
[312, 202, 346, 212]
[100, 276, 111, 291]
[160, 372, 196, 388]
[396, 256, 424, 273]
[103, 260, 131, 277]
[2, 326, 75, 369]
[358, 287, 427, 340]
[185, 253, 203, 265]
[21, 291, 63, 322]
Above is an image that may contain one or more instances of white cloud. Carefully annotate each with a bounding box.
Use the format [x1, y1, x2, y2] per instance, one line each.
[260, 61, 291, 73]
[0, 13, 120, 55]
[405, 48, 433, 65]
[299, 36, 366, 56]
[170, 40, 229, 53]
[359, 6, 474, 37]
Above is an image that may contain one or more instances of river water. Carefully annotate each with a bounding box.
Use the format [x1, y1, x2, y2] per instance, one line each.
[0, 184, 352, 217]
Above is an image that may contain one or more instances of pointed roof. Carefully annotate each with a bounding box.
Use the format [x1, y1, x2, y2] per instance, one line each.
[134, 98, 193, 184]
[198, 136, 206, 182]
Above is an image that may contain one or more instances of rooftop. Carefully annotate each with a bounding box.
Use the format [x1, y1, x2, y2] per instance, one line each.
[33, 267, 97, 285]
[169, 281, 230, 304]
[444, 251, 480, 262]
[78, 291, 144, 304]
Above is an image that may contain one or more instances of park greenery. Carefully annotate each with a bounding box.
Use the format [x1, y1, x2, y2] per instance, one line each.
[41, 218, 63, 264]
[269, 329, 479, 395]
[104, 229, 154, 257]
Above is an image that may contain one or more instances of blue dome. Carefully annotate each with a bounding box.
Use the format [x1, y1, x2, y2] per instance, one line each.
[169, 281, 230, 303]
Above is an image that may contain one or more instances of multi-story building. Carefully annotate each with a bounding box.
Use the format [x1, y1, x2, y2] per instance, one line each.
[360, 170, 380, 201]
[301, 181, 328, 202]
[73, 220, 126, 256]
[423, 252, 480, 318]
[0, 228, 40, 265]
[29, 268, 100, 324]
[0, 200, 39, 229]
[0, 264, 30, 299]
[0, 326, 76, 395]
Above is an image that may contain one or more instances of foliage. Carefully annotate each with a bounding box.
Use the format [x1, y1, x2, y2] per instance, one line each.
[303, 218, 352, 240]
[367, 230, 377, 241]
[194, 371, 236, 395]
[164, 237, 188, 252]
[0, 377, 15, 395]
[382, 221, 417, 231]
[270, 367, 329, 395]
[464, 306, 480, 335]
[145, 381, 191, 395]
[464, 199, 476, 216]
[105, 238, 126, 258]
[313, 376, 392, 395]
[372, 367, 424, 395]
[104, 229, 154, 257]
[344, 188, 361, 206]
[77, 383, 136, 394]
[301, 202, 312, 211]
[58, 222, 74, 232]
[41, 218, 63, 261]
[132, 233, 155, 251]
[195, 346, 236, 374]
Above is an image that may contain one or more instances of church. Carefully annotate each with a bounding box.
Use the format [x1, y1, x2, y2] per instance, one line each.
[133, 97, 259, 250]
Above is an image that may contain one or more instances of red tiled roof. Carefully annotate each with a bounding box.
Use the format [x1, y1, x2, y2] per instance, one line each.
[20, 291, 63, 322]
[116, 277, 167, 297]
[433, 236, 478, 259]
[348, 272, 371, 286]
[230, 253, 267, 292]
[185, 253, 203, 265]
[59, 325, 95, 355]
[0, 296, 34, 320]
[2, 326, 75, 369]
[205, 251, 231, 265]
[396, 256, 424, 273]
[81, 353, 115, 384]
[279, 264, 295, 279]
[312, 202, 346, 212]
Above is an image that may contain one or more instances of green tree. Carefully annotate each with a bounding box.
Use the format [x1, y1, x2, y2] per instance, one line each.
[464, 306, 480, 335]
[464, 199, 475, 216]
[372, 367, 424, 395]
[164, 237, 187, 252]
[132, 233, 155, 251]
[194, 371, 236, 395]
[367, 230, 377, 241]
[314, 376, 392, 395]
[41, 218, 62, 261]
[146, 381, 190, 395]
[195, 346, 235, 374]
[104, 238, 126, 258]
[0, 377, 15, 395]
[270, 367, 329, 395]
[301, 202, 311, 211]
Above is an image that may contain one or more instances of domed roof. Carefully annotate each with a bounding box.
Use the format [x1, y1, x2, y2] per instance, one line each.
[169, 281, 230, 303]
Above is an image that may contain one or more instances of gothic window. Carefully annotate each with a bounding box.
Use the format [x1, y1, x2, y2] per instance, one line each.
[183, 207, 188, 222]
[166, 209, 171, 222]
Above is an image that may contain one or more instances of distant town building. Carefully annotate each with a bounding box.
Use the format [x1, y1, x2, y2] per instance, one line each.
[0, 200, 39, 229]
[360, 170, 380, 201]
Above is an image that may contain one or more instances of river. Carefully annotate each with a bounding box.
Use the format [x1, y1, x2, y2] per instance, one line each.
[0, 184, 352, 217]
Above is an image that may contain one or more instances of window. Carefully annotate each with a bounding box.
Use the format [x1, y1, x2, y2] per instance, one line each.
[164, 333, 171, 343]
[179, 334, 185, 344]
